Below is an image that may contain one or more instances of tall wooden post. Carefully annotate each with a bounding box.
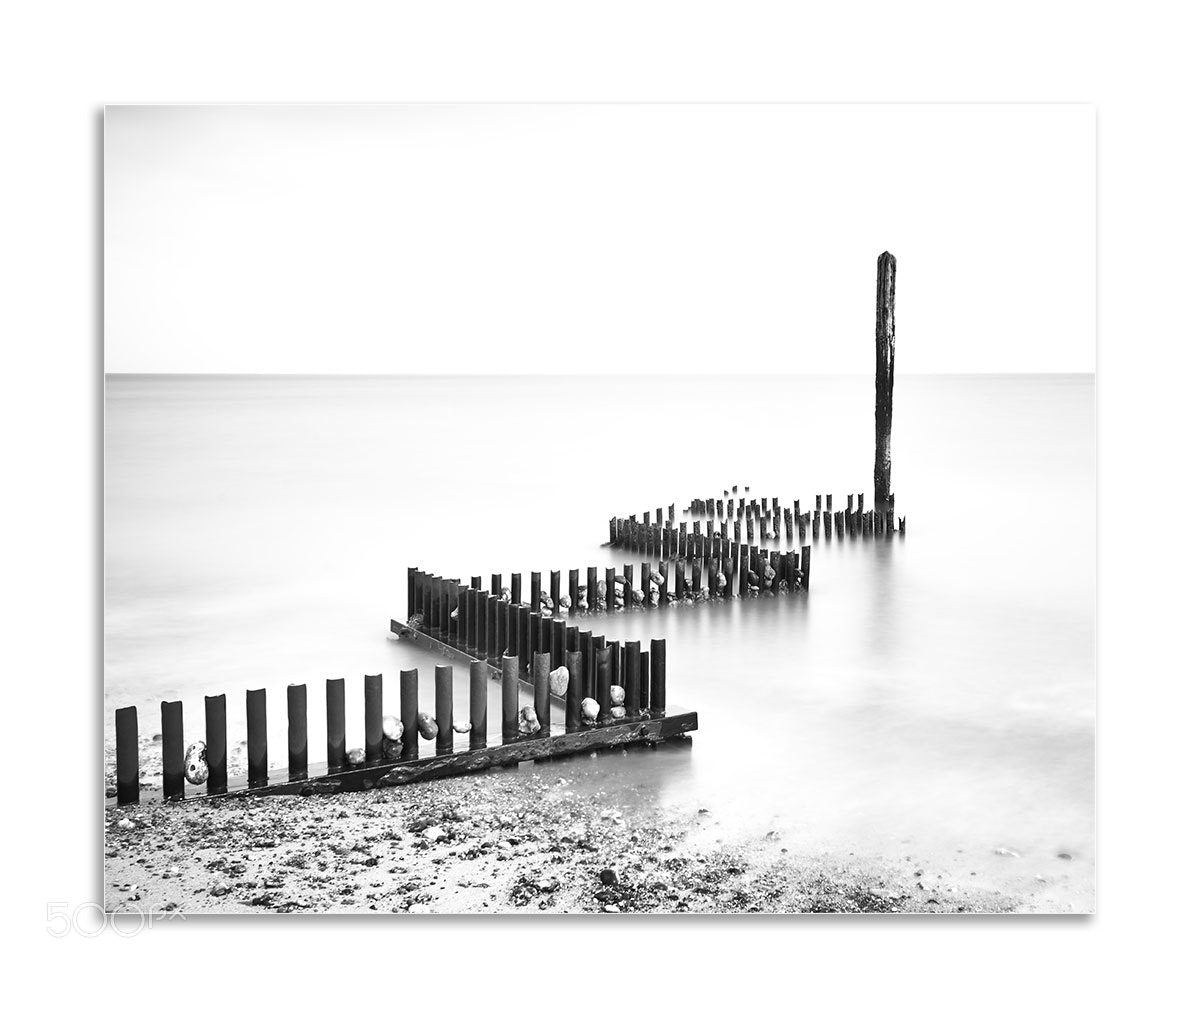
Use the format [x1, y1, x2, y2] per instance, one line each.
[875, 250, 896, 512]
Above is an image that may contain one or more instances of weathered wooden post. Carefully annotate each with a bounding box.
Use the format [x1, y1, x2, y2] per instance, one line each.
[625, 640, 642, 715]
[456, 587, 468, 649]
[501, 655, 520, 741]
[205, 693, 228, 795]
[801, 545, 811, 590]
[875, 250, 897, 511]
[162, 699, 185, 799]
[287, 683, 307, 781]
[605, 567, 616, 613]
[552, 618, 566, 670]
[435, 664, 454, 755]
[650, 638, 666, 713]
[467, 588, 480, 655]
[518, 604, 531, 671]
[115, 705, 139, 805]
[364, 674, 383, 764]
[491, 573, 502, 597]
[470, 660, 488, 750]
[503, 601, 516, 658]
[596, 643, 613, 719]
[464, 588, 475, 653]
[568, 568, 579, 615]
[565, 649, 583, 731]
[578, 630, 593, 698]
[530, 571, 542, 616]
[485, 594, 498, 663]
[587, 566, 598, 612]
[533, 652, 551, 734]
[511, 572, 522, 607]
[244, 691, 266, 787]
[550, 570, 561, 614]
[325, 678, 345, 773]
[400, 668, 419, 760]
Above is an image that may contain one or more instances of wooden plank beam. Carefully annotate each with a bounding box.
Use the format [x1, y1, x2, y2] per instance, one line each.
[248, 709, 698, 797]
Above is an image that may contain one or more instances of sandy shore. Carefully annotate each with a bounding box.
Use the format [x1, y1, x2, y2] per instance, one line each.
[104, 761, 1026, 915]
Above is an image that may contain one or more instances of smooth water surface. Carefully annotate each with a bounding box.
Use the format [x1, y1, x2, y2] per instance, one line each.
[105, 374, 1094, 909]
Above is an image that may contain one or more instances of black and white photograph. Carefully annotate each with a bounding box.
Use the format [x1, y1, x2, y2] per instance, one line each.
[101, 104, 1095, 915]
[13, 2, 1200, 1012]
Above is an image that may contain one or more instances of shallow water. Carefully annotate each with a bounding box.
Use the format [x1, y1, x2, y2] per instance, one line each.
[105, 374, 1094, 909]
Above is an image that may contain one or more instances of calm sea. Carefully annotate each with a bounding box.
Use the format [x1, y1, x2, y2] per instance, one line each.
[105, 374, 1095, 909]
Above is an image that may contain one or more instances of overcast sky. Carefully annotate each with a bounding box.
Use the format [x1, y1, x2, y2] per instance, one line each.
[104, 105, 1094, 374]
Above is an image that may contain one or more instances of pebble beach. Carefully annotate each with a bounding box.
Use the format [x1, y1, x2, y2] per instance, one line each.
[104, 758, 1033, 916]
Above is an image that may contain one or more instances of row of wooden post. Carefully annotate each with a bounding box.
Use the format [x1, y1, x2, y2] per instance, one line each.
[409, 549, 805, 637]
[613, 493, 904, 553]
[409, 567, 669, 699]
[112, 631, 667, 807]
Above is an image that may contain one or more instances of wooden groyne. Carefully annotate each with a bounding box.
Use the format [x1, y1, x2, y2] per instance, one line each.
[109, 577, 697, 807]
[111, 665, 695, 807]
[609, 492, 903, 561]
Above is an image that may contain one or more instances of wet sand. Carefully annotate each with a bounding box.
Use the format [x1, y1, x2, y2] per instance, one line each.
[104, 761, 1032, 915]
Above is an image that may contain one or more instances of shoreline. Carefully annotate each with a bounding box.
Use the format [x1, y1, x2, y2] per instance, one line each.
[104, 764, 1036, 916]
